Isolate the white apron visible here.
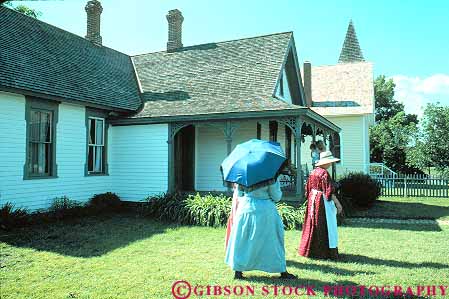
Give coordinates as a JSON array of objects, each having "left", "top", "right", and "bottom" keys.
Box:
[
  {"left": 323, "top": 194, "right": 338, "bottom": 248},
  {"left": 310, "top": 189, "right": 338, "bottom": 249}
]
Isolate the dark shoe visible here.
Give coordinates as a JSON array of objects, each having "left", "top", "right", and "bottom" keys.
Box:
[
  {"left": 329, "top": 248, "right": 339, "bottom": 260},
  {"left": 280, "top": 271, "right": 297, "bottom": 279},
  {"left": 234, "top": 271, "right": 244, "bottom": 280}
]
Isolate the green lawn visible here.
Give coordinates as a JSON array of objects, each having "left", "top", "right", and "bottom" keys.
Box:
[
  {"left": 1, "top": 215, "right": 448, "bottom": 299},
  {"left": 351, "top": 197, "right": 449, "bottom": 221}
]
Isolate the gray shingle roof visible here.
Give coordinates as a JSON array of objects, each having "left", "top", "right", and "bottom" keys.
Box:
[
  {"left": 0, "top": 6, "right": 141, "bottom": 111},
  {"left": 130, "top": 32, "right": 302, "bottom": 119}
]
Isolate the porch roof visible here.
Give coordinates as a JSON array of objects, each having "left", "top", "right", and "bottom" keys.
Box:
[{"left": 111, "top": 106, "right": 341, "bottom": 133}]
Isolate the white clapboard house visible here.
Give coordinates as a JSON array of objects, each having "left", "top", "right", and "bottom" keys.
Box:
[{"left": 0, "top": 3, "right": 373, "bottom": 210}]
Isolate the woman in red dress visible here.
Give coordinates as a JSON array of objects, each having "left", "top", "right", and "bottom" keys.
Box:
[{"left": 299, "top": 151, "right": 343, "bottom": 259}]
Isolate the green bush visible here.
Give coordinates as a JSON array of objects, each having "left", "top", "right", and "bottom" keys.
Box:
[
  {"left": 185, "top": 193, "right": 231, "bottom": 227},
  {"left": 143, "top": 192, "right": 187, "bottom": 222},
  {"left": 0, "top": 202, "right": 29, "bottom": 230},
  {"left": 144, "top": 193, "right": 304, "bottom": 230},
  {"left": 276, "top": 202, "right": 305, "bottom": 230},
  {"left": 88, "top": 192, "right": 122, "bottom": 212},
  {"left": 49, "top": 196, "right": 83, "bottom": 219},
  {"left": 338, "top": 172, "right": 382, "bottom": 210}
]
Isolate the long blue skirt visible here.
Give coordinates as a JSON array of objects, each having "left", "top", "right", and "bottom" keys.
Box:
[{"left": 224, "top": 197, "right": 286, "bottom": 273}]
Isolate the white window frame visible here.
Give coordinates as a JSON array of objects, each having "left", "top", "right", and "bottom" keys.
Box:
[
  {"left": 87, "top": 116, "right": 105, "bottom": 174},
  {"left": 29, "top": 108, "right": 53, "bottom": 176}
]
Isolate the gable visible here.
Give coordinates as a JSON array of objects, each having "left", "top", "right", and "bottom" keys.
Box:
[
  {"left": 128, "top": 32, "right": 304, "bottom": 119},
  {"left": 274, "top": 42, "right": 306, "bottom": 106}
]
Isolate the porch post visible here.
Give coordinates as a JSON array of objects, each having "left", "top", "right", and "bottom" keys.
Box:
[
  {"left": 224, "top": 121, "right": 233, "bottom": 155},
  {"left": 312, "top": 124, "right": 317, "bottom": 143},
  {"left": 295, "top": 117, "right": 304, "bottom": 198},
  {"left": 329, "top": 132, "right": 337, "bottom": 180},
  {"left": 223, "top": 120, "right": 239, "bottom": 156},
  {"left": 167, "top": 123, "right": 175, "bottom": 193},
  {"left": 223, "top": 120, "right": 238, "bottom": 191}
]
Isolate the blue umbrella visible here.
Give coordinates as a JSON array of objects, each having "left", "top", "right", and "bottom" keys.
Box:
[{"left": 221, "top": 139, "right": 286, "bottom": 187}]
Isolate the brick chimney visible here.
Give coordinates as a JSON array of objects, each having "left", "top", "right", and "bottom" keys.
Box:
[
  {"left": 166, "top": 9, "right": 184, "bottom": 52},
  {"left": 303, "top": 61, "right": 312, "bottom": 107},
  {"left": 85, "top": 0, "right": 103, "bottom": 46}
]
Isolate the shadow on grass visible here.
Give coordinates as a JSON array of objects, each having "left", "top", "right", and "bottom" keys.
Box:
[
  {"left": 351, "top": 200, "right": 449, "bottom": 220},
  {"left": 343, "top": 221, "right": 443, "bottom": 232},
  {"left": 339, "top": 253, "right": 449, "bottom": 270},
  {"left": 0, "top": 214, "right": 172, "bottom": 258},
  {"left": 286, "top": 259, "right": 375, "bottom": 275}
]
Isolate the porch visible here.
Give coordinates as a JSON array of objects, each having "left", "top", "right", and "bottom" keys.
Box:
[{"left": 168, "top": 110, "right": 341, "bottom": 199}]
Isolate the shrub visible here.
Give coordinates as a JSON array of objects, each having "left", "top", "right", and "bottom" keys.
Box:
[
  {"left": 185, "top": 193, "right": 231, "bottom": 227},
  {"left": 145, "top": 192, "right": 304, "bottom": 230},
  {"left": 0, "top": 202, "right": 29, "bottom": 230},
  {"left": 49, "top": 196, "right": 83, "bottom": 219},
  {"left": 144, "top": 192, "right": 189, "bottom": 222},
  {"left": 337, "top": 172, "right": 382, "bottom": 210},
  {"left": 276, "top": 202, "right": 305, "bottom": 230},
  {"left": 88, "top": 192, "right": 122, "bottom": 213}
]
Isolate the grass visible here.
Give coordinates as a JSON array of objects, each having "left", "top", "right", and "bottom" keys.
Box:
[
  {"left": 351, "top": 197, "right": 449, "bottom": 221},
  {"left": 1, "top": 214, "right": 449, "bottom": 299}
]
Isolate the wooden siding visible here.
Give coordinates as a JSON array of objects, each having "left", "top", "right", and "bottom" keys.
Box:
[
  {"left": 0, "top": 91, "right": 111, "bottom": 210},
  {"left": 0, "top": 91, "right": 169, "bottom": 210},
  {"left": 195, "top": 122, "right": 256, "bottom": 191},
  {"left": 109, "top": 124, "right": 168, "bottom": 200}
]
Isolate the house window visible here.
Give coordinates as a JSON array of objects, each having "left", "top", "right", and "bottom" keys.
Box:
[
  {"left": 85, "top": 108, "right": 108, "bottom": 176},
  {"left": 279, "top": 75, "right": 284, "bottom": 97},
  {"left": 256, "top": 122, "right": 261, "bottom": 139},
  {"left": 269, "top": 121, "right": 278, "bottom": 142},
  {"left": 24, "top": 98, "right": 58, "bottom": 179},
  {"left": 87, "top": 117, "right": 105, "bottom": 174}
]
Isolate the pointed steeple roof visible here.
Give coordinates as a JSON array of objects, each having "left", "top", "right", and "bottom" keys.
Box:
[{"left": 338, "top": 20, "right": 365, "bottom": 63}]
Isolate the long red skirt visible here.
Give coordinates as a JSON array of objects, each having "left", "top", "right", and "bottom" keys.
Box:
[{"left": 298, "top": 190, "right": 338, "bottom": 259}]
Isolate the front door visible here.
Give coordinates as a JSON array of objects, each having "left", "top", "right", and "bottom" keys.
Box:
[{"left": 174, "top": 125, "right": 195, "bottom": 191}]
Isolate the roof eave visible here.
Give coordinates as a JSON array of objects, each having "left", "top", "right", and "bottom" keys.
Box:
[
  {"left": 0, "top": 85, "right": 133, "bottom": 113},
  {"left": 110, "top": 108, "right": 307, "bottom": 126},
  {"left": 110, "top": 106, "right": 340, "bottom": 133},
  {"left": 304, "top": 109, "right": 342, "bottom": 133}
]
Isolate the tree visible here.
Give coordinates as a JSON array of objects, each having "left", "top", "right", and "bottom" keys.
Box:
[
  {"left": 2, "top": 1, "right": 42, "bottom": 19},
  {"left": 407, "top": 103, "right": 449, "bottom": 176},
  {"left": 406, "top": 140, "right": 433, "bottom": 175},
  {"left": 370, "top": 112, "right": 421, "bottom": 174},
  {"left": 374, "top": 75, "right": 404, "bottom": 122},
  {"left": 370, "top": 75, "right": 420, "bottom": 174}
]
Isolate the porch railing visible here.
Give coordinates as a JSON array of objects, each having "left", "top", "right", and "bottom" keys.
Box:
[
  {"left": 279, "top": 164, "right": 309, "bottom": 193},
  {"left": 368, "top": 163, "right": 397, "bottom": 178}
]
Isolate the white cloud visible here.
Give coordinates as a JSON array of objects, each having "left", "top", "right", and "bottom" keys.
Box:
[{"left": 391, "top": 74, "right": 449, "bottom": 118}]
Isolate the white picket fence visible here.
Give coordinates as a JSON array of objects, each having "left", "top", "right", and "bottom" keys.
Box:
[{"left": 372, "top": 174, "right": 449, "bottom": 198}]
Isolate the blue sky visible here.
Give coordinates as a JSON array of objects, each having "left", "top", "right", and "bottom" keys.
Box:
[{"left": 10, "top": 0, "right": 449, "bottom": 116}]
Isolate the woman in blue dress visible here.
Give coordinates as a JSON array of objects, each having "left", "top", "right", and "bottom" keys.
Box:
[{"left": 225, "top": 177, "right": 296, "bottom": 279}]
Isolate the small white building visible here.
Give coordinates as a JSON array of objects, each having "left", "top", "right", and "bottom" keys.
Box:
[{"left": 301, "top": 21, "right": 375, "bottom": 177}]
